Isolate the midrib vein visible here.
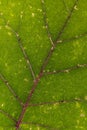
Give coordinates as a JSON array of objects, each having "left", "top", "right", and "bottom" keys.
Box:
[
  {"left": 15, "top": 0, "right": 79, "bottom": 129},
  {"left": 15, "top": 71, "right": 43, "bottom": 129}
]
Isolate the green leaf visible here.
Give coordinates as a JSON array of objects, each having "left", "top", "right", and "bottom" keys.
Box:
[{"left": 0, "top": 0, "right": 87, "bottom": 130}]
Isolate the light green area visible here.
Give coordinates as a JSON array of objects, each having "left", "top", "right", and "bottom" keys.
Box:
[
  {"left": 46, "top": 36, "right": 87, "bottom": 71},
  {"left": 23, "top": 102, "right": 87, "bottom": 130},
  {"left": 21, "top": 124, "right": 46, "bottom": 130},
  {"left": 0, "top": 0, "right": 87, "bottom": 130}
]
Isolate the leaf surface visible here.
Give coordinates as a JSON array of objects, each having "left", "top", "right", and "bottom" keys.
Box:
[{"left": 0, "top": 0, "right": 87, "bottom": 130}]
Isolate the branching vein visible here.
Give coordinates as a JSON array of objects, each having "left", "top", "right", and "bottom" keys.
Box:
[
  {"left": 40, "top": 0, "right": 79, "bottom": 71},
  {"left": 6, "top": 24, "right": 36, "bottom": 81},
  {"left": 15, "top": 0, "right": 80, "bottom": 129},
  {"left": 0, "top": 108, "right": 16, "bottom": 123},
  {"left": 0, "top": 73, "right": 24, "bottom": 106},
  {"left": 55, "top": 0, "right": 78, "bottom": 43},
  {"left": 0, "top": 15, "right": 36, "bottom": 80},
  {"left": 59, "top": 32, "right": 87, "bottom": 44},
  {"left": 44, "top": 63, "right": 87, "bottom": 75},
  {"left": 29, "top": 97, "right": 85, "bottom": 107},
  {"left": 1, "top": 1, "right": 87, "bottom": 130},
  {"left": 41, "top": 0, "right": 54, "bottom": 46}
]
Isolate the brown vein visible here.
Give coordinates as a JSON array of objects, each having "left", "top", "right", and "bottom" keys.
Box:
[
  {"left": 40, "top": 0, "right": 79, "bottom": 71},
  {"left": 15, "top": 0, "right": 79, "bottom": 129},
  {"left": 0, "top": 73, "right": 24, "bottom": 106},
  {"left": 6, "top": 24, "right": 36, "bottom": 81},
  {"left": 22, "top": 121, "right": 59, "bottom": 130},
  {"left": 0, "top": 108, "right": 16, "bottom": 123},
  {"left": 59, "top": 31, "right": 87, "bottom": 44},
  {"left": 41, "top": 0, "right": 54, "bottom": 46},
  {"left": 0, "top": 15, "right": 36, "bottom": 80},
  {"left": 29, "top": 98, "right": 85, "bottom": 107},
  {"left": 15, "top": 72, "right": 43, "bottom": 129},
  {"left": 44, "top": 63, "right": 87, "bottom": 75},
  {"left": 55, "top": 0, "right": 78, "bottom": 43}
]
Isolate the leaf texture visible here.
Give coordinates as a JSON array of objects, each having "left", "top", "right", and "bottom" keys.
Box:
[{"left": 0, "top": 0, "right": 87, "bottom": 130}]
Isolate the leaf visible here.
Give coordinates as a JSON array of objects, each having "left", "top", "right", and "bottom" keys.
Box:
[{"left": 0, "top": 0, "right": 87, "bottom": 130}]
